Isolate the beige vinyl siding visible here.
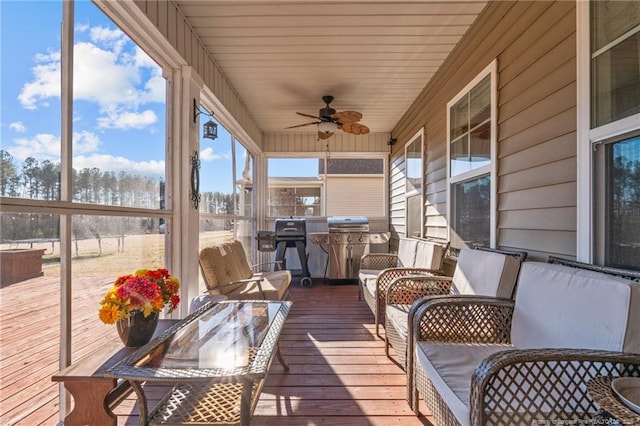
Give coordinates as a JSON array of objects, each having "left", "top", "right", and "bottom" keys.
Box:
[
  {"left": 132, "top": 0, "right": 263, "bottom": 146},
  {"left": 390, "top": 0, "right": 577, "bottom": 261},
  {"left": 325, "top": 176, "right": 385, "bottom": 217},
  {"left": 262, "top": 133, "right": 390, "bottom": 153},
  {"left": 389, "top": 154, "right": 407, "bottom": 243}
]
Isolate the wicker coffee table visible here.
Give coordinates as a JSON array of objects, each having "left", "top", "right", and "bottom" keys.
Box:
[{"left": 107, "top": 300, "right": 291, "bottom": 425}]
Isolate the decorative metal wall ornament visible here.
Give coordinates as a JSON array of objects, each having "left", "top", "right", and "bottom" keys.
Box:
[{"left": 190, "top": 150, "right": 201, "bottom": 209}]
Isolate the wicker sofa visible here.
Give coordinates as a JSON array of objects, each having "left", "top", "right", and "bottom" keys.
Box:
[
  {"left": 409, "top": 257, "right": 640, "bottom": 425},
  {"left": 359, "top": 237, "right": 449, "bottom": 337},
  {"left": 199, "top": 240, "right": 291, "bottom": 300},
  {"left": 385, "top": 247, "right": 526, "bottom": 370}
]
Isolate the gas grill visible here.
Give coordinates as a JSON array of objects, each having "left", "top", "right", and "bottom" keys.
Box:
[
  {"left": 327, "top": 216, "right": 370, "bottom": 282},
  {"left": 274, "top": 218, "right": 312, "bottom": 287}
]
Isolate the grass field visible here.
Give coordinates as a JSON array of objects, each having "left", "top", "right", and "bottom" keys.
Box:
[{"left": 1, "top": 230, "right": 234, "bottom": 280}]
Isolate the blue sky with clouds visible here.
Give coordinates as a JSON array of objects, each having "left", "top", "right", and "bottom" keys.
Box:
[
  {"left": 0, "top": 0, "right": 238, "bottom": 193},
  {"left": 0, "top": 1, "right": 320, "bottom": 195}
]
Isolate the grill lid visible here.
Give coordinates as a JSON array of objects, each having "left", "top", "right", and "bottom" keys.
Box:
[
  {"left": 327, "top": 216, "right": 369, "bottom": 232},
  {"left": 275, "top": 218, "right": 307, "bottom": 238}
]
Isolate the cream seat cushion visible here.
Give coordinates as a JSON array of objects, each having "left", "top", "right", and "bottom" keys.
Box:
[
  {"left": 386, "top": 304, "right": 411, "bottom": 339},
  {"left": 358, "top": 269, "right": 380, "bottom": 293},
  {"left": 416, "top": 341, "right": 513, "bottom": 426}
]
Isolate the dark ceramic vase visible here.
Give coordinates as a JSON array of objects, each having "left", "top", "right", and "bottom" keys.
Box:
[{"left": 116, "top": 310, "right": 159, "bottom": 347}]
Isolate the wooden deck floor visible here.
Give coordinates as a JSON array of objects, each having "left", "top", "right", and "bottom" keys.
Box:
[{"left": 1, "top": 276, "right": 433, "bottom": 425}]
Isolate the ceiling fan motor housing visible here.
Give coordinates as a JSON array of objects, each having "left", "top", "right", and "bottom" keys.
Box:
[
  {"left": 319, "top": 106, "right": 336, "bottom": 121},
  {"left": 320, "top": 95, "right": 336, "bottom": 121}
]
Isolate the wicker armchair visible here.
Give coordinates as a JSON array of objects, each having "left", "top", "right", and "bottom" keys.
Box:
[
  {"left": 385, "top": 247, "right": 526, "bottom": 370},
  {"left": 409, "top": 259, "right": 640, "bottom": 425},
  {"left": 199, "top": 240, "right": 291, "bottom": 301},
  {"left": 359, "top": 238, "right": 449, "bottom": 338}
]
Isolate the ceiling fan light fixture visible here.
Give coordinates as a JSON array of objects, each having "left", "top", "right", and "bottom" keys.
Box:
[{"left": 318, "top": 121, "right": 338, "bottom": 134}]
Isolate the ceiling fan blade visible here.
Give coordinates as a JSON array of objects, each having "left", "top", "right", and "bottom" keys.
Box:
[
  {"left": 296, "top": 112, "right": 322, "bottom": 120},
  {"left": 341, "top": 123, "right": 370, "bottom": 135},
  {"left": 318, "top": 131, "right": 334, "bottom": 140},
  {"left": 332, "top": 111, "right": 363, "bottom": 124},
  {"left": 285, "top": 121, "right": 319, "bottom": 129}
]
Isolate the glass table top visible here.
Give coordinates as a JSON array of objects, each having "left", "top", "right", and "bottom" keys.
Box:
[{"left": 107, "top": 300, "right": 291, "bottom": 379}]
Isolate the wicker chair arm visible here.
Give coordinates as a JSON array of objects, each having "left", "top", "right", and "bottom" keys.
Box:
[
  {"left": 386, "top": 275, "right": 452, "bottom": 305},
  {"left": 218, "top": 277, "right": 266, "bottom": 298},
  {"left": 411, "top": 296, "right": 515, "bottom": 344},
  {"left": 470, "top": 348, "right": 640, "bottom": 425},
  {"left": 251, "top": 260, "right": 284, "bottom": 271},
  {"left": 376, "top": 267, "right": 445, "bottom": 295},
  {"left": 360, "top": 253, "right": 398, "bottom": 270}
]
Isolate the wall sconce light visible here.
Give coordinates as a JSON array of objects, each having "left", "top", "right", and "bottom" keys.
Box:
[
  {"left": 203, "top": 119, "right": 218, "bottom": 140},
  {"left": 193, "top": 99, "right": 218, "bottom": 140}
]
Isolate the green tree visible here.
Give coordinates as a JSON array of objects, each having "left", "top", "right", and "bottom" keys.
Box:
[{"left": 0, "top": 150, "right": 18, "bottom": 196}]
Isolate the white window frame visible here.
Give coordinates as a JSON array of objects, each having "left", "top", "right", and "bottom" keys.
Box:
[
  {"left": 446, "top": 59, "right": 498, "bottom": 248},
  {"left": 405, "top": 128, "right": 424, "bottom": 238},
  {"left": 576, "top": 1, "right": 640, "bottom": 263}
]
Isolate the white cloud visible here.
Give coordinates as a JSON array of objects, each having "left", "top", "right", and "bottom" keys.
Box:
[
  {"left": 200, "top": 147, "right": 223, "bottom": 162},
  {"left": 9, "top": 134, "right": 61, "bottom": 161},
  {"left": 97, "top": 109, "right": 158, "bottom": 130},
  {"left": 73, "top": 154, "right": 165, "bottom": 177},
  {"left": 4, "top": 131, "right": 163, "bottom": 178},
  {"left": 7, "top": 131, "right": 100, "bottom": 162},
  {"left": 9, "top": 122, "right": 26, "bottom": 133},
  {"left": 134, "top": 46, "right": 158, "bottom": 69},
  {"left": 17, "top": 26, "right": 164, "bottom": 130},
  {"left": 18, "top": 60, "right": 61, "bottom": 109},
  {"left": 73, "top": 131, "right": 101, "bottom": 154}
]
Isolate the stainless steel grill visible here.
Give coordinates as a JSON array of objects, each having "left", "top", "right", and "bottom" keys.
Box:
[{"left": 327, "top": 216, "right": 370, "bottom": 281}]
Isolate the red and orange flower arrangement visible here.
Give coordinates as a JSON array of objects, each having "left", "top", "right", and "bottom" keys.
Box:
[{"left": 99, "top": 268, "right": 180, "bottom": 325}]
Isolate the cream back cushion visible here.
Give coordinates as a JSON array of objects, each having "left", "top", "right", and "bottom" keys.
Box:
[
  {"left": 451, "top": 248, "right": 521, "bottom": 298},
  {"left": 414, "top": 240, "right": 446, "bottom": 270},
  {"left": 228, "top": 240, "right": 253, "bottom": 279},
  {"left": 397, "top": 238, "right": 418, "bottom": 267},
  {"left": 511, "top": 262, "right": 640, "bottom": 353}
]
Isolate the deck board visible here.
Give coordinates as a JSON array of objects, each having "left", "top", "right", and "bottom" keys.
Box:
[{"left": 0, "top": 276, "right": 433, "bottom": 425}]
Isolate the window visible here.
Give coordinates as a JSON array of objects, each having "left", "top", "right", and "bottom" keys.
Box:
[
  {"left": 447, "top": 61, "right": 496, "bottom": 249},
  {"left": 321, "top": 158, "right": 385, "bottom": 217},
  {"left": 590, "top": 1, "right": 640, "bottom": 128},
  {"left": 405, "top": 131, "right": 423, "bottom": 237},
  {"left": 602, "top": 136, "right": 640, "bottom": 269},
  {"left": 199, "top": 117, "right": 234, "bottom": 215},
  {"left": 267, "top": 158, "right": 322, "bottom": 217},
  {"left": 0, "top": 2, "right": 174, "bottom": 423},
  {"left": 198, "top": 114, "right": 257, "bottom": 294},
  {"left": 588, "top": 2, "right": 640, "bottom": 270},
  {"left": 266, "top": 157, "right": 386, "bottom": 218}
]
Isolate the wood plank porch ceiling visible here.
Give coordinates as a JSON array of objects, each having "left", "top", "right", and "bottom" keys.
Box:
[{"left": 173, "top": 0, "right": 488, "bottom": 134}]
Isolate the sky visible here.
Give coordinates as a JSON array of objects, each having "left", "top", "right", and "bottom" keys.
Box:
[
  {"left": 0, "top": 0, "right": 237, "bottom": 193},
  {"left": 0, "top": 1, "right": 321, "bottom": 196}
]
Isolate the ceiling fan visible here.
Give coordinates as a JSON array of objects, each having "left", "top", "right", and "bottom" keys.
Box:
[{"left": 285, "top": 95, "right": 370, "bottom": 140}]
